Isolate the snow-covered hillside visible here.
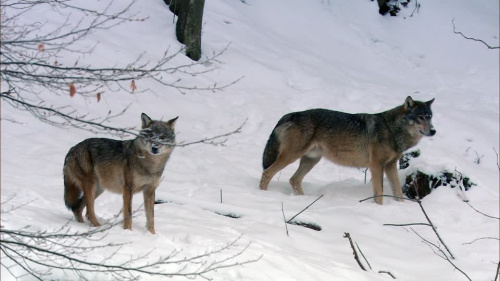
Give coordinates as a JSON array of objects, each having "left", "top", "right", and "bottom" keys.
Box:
[{"left": 1, "top": 0, "right": 498, "bottom": 280}]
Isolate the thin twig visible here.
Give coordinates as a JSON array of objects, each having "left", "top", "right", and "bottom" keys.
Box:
[
  {"left": 494, "top": 261, "right": 500, "bottom": 281},
  {"left": 412, "top": 176, "right": 455, "bottom": 260},
  {"left": 383, "top": 223, "right": 431, "bottom": 227},
  {"left": 379, "top": 271, "right": 396, "bottom": 279},
  {"left": 281, "top": 203, "right": 289, "bottom": 237},
  {"left": 175, "top": 119, "right": 247, "bottom": 147},
  {"left": 286, "top": 195, "right": 324, "bottom": 223},
  {"left": 462, "top": 237, "right": 500, "bottom": 245},
  {"left": 411, "top": 228, "right": 471, "bottom": 281},
  {"left": 355, "top": 242, "right": 372, "bottom": 270},
  {"left": 343, "top": 233, "right": 366, "bottom": 271},
  {"left": 465, "top": 201, "right": 499, "bottom": 220},
  {"left": 452, "top": 18, "right": 499, "bottom": 49},
  {"left": 493, "top": 147, "right": 500, "bottom": 170}
]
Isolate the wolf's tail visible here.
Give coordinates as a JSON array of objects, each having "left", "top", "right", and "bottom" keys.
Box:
[
  {"left": 262, "top": 129, "right": 280, "bottom": 170},
  {"left": 63, "top": 172, "right": 83, "bottom": 212}
]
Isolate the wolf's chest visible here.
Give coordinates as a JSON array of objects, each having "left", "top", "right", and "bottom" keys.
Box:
[{"left": 130, "top": 170, "right": 163, "bottom": 191}]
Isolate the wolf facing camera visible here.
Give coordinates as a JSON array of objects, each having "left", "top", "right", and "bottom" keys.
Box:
[
  {"left": 63, "top": 113, "right": 178, "bottom": 233},
  {"left": 259, "top": 96, "right": 436, "bottom": 204}
]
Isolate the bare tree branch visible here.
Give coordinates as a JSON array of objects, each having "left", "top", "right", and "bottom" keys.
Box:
[
  {"left": 281, "top": 202, "right": 289, "bottom": 237},
  {"left": 464, "top": 201, "right": 499, "bottom": 220},
  {"left": 452, "top": 18, "right": 499, "bottom": 49},
  {"left": 493, "top": 147, "right": 500, "bottom": 171},
  {"left": 494, "top": 261, "right": 500, "bottom": 281},
  {"left": 411, "top": 228, "right": 472, "bottom": 281},
  {"left": 379, "top": 270, "right": 396, "bottom": 279},
  {"left": 343, "top": 233, "right": 366, "bottom": 271},
  {"left": 383, "top": 223, "right": 431, "bottom": 227},
  {"left": 1, "top": 196, "right": 261, "bottom": 280},
  {"left": 360, "top": 182, "right": 455, "bottom": 261},
  {"left": 286, "top": 195, "right": 324, "bottom": 223},
  {"left": 1, "top": 0, "right": 242, "bottom": 137},
  {"left": 355, "top": 242, "right": 372, "bottom": 270},
  {"left": 462, "top": 237, "right": 500, "bottom": 246}
]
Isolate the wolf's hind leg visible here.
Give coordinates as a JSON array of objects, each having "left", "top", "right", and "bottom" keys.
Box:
[
  {"left": 64, "top": 175, "right": 85, "bottom": 223},
  {"left": 260, "top": 153, "right": 300, "bottom": 191},
  {"left": 83, "top": 180, "right": 101, "bottom": 227},
  {"left": 290, "top": 155, "right": 321, "bottom": 195}
]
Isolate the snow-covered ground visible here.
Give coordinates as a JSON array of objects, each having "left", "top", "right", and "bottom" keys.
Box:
[{"left": 1, "top": 0, "right": 499, "bottom": 280}]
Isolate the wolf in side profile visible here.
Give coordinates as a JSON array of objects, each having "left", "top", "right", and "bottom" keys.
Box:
[
  {"left": 259, "top": 96, "right": 436, "bottom": 204},
  {"left": 63, "top": 113, "right": 178, "bottom": 233}
]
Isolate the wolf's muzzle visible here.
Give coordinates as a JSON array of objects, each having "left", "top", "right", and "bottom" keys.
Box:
[{"left": 151, "top": 143, "right": 160, "bottom": 154}]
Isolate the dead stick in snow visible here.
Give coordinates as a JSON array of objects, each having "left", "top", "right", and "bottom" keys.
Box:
[
  {"left": 355, "top": 242, "right": 372, "bottom": 270},
  {"left": 411, "top": 228, "right": 471, "bottom": 281},
  {"left": 465, "top": 201, "right": 499, "bottom": 220},
  {"left": 494, "top": 147, "right": 500, "bottom": 170},
  {"left": 384, "top": 223, "right": 431, "bottom": 227},
  {"left": 452, "top": 18, "right": 500, "bottom": 49},
  {"left": 281, "top": 202, "right": 289, "bottom": 237},
  {"left": 412, "top": 177, "right": 456, "bottom": 260},
  {"left": 359, "top": 191, "right": 455, "bottom": 260},
  {"left": 343, "top": 233, "right": 366, "bottom": 271},
  {"left": 379, "top": 271, "right": 396, "bottom": 279},
  {"left": 494, "top": 261, "right": 500, "bottom": 281},
  {"left": 286, "top": 195, "right": 323, "bottom": 223},
  {"left": 462, "top": 237, "right": 500, "bottom": 245}
]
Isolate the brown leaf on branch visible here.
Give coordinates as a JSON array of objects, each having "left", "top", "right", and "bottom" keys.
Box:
[
  {"left": 96, "top": 92, "right": 102, "bottom": 102},
  {"left": 37, "top": 44, "right": 45, "bottom": 52},
  {"left": 130, "top": 80, "right": 137, "bottom": 92},
  {"left": 69, "top": 83, "right": 76, "bottom": 97}
]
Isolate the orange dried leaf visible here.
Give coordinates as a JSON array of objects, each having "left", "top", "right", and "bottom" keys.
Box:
[
  {"left": 69, "top": 83, "right": 76, "bottom": 97},
  {"left": 37, "top": 44, "right": 45, "bottom": 52},
  {"left": 96, "top": 92, "right": 101, "bottom": 102},
  {"left": 130, "top": 80, "right": 137, "bottom": 92}
]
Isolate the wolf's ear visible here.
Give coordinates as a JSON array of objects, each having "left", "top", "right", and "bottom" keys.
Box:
[
  {"left": 426, "top": 98, "right": 435, "bottom": 106},
  {"left": 404, "top": 96, "right": 415, "bottom": 111},
  {"left": 167, "top": 116, "right": 178, "bottom": 128},
  {"left": 141, "top": 113, "right": 153, "bottom": 129}
]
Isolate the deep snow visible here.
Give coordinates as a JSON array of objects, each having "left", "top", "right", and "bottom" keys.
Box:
[{"left": 1, "top": 0, "right": 499, "bottom": 280}]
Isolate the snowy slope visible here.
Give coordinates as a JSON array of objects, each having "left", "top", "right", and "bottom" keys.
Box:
[{"left": 1, "top": 0, "right": 499, "bottom": 280}]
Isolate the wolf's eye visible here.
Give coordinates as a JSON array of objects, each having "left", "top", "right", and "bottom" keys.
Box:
[{"left": 159, "top": 135, "right": 167, "bottom": 140}]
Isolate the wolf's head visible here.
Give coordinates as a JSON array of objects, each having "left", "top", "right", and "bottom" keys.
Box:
[
  {"left": 138, "top": 113, "right": 178, "bottom": 155},
  {"left": 403, "top": 96, "right": 436, "bottom": 137}
]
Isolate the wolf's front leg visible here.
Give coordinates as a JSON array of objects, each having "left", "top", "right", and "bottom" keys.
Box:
[
  {"left": 143, "top": 186, "right": 156, "bottom": 234},
  {"left": 384, "top": 159, "right": 404, "bottom": 202},
  {"left": 369, "top": 164, "right": 384, "bottom": 205},
  {"left": 122, "top": 188, "right": 133, "bottom": 230}
]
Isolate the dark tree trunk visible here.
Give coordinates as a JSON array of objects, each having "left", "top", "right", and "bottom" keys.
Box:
[
  {"left": 166, "top": 0, "right": 189, "bottom": 44},
  {"left": 164, "top": 0, "right": 205, "bottom": 61},
  {"left": 184, "top": 0, "right": 205, "bottom": 61}
]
